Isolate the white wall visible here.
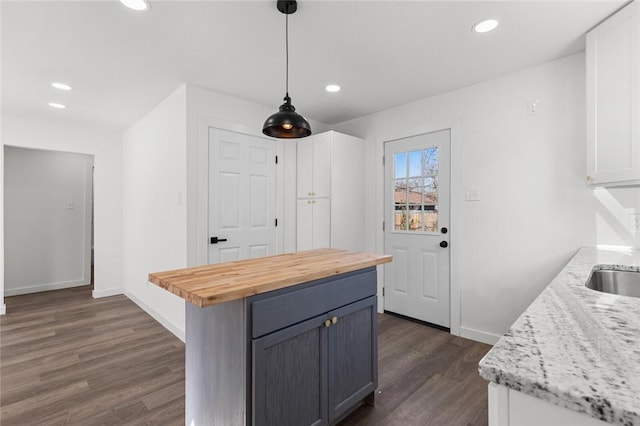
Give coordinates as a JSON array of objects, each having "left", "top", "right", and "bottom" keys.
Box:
[
  {"left": 334, "top": 53, "right": 601, "bottom": 343},
  {"left": 1, "top": 113, "right": 124, "bottom": 306},
  {"left": 4, "top": 146, "right": 93, "bottom": 296},
  {"left": 592, "top": 186, "right": 640, "bottom": 247},
  {"left": 0, "top": 137, "right": 4, "bottom": 314},
  {"left": 123, "top": 84, "right": 188, "bottom": 340}
]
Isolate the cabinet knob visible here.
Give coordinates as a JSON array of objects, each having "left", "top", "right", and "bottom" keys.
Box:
[
  {"left": 308, "top": 192, "right": 312, "bottom": 196},
  {"left": 324, "top": 319, "right": 331, "bottom": 328},
  {"left": 308, "top": 200, "right": 311, "bottom": 204},
  {"left": 586, "top": 176, "right": 592, "bottom": 183},
  {"left": 331, "top": 316, "right": 338, "bottom": 324}
]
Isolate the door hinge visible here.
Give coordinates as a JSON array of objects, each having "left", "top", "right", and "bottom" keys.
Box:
[
  {"left": 275, "top": 218, "right": 278, "bottom": 227},
  {"left": 382, "top": 287, "right": 385, "bottom": 296},
  {"left": 382, "top": 221, "right": 385, "bottom": 231},
  {"left": 275, "top": 155, "right": 278, "bottom": 164},
  {"left": 382, "top": 155, "right": 385, "bottom": 166}
]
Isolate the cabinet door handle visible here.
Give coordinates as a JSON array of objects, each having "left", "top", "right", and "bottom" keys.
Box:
[
  {"left": 331, "top": 316, "right": 338, "bottom": 324},
  {"left": 324, "top": 319, "right": 331, "bottom": 328}
]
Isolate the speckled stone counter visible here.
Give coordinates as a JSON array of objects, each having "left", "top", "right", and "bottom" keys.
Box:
[{"left": 479, "top": 247, "right": 640, "bottom": 426}]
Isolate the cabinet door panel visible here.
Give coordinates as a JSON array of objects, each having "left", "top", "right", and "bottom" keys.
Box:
[
  {"left": 253, "top": 314, "right": 329, "bottom": 426},
  {"left": 328, "top": 296, "right": 377, "bottom": 422},
  {"left": 586, "top": 1, "right": 640, "bottom": 185},
  {"left": 297, "top": 138, "right": 314, "bottom": 198},
  {"left": 297, "top": 199, "right": 314, "bottom": 251},
  {"left": 313, "top": 133, "right": 332, "bottom": 198},
  {"left": 312, "top": 198, "right": 331, "bottom": 249}
]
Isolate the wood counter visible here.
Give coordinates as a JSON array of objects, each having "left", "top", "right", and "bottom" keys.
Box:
[{"left": 148, "top": 248, "right": 392, "bottom": 307}]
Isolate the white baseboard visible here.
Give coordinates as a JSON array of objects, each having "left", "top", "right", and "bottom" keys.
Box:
[
  {"left": 460, "top": 326, "right": 502, "bottom": 345},
  {"left": 0, "top": 304, "right": 6, "bottom": 315},
  {"left": 125, "top": 290, "right": 185, "bottom": 343},
  {"left": 4, "top": 280, "right": 89, "bottom": 297},
  {"left": 92, "top": 287, "right": 123, "bottom": 298}
]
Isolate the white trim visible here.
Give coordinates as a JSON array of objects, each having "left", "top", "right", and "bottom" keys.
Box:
[
  {"left": 92, "top": 287, "right": 124, "bottom": 299},
  {"left": 460, "top": 326, "right": 501, "bottom": 345},
  {"left": 376, "top": 118, "right": 462, "bottom": 336},
  {"left": 5, "top": 281, "right": 90, "bottom": 297},
  {"left": 125, "top": 290, "right": 185, "bottom": 342},
  {"left": 0, "top": 304, "right": 6, "bottom": 315},
  {"left": 488, "top": 382, "right": 509, "bottom": 426}
]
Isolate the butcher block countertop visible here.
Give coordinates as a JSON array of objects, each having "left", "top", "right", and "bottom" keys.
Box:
[{"left": 148, "top": 248, "right": 392, "bottom": 308}]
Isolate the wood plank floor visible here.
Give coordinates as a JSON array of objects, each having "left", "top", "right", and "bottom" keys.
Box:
[{"left": 1, "top": 286, "right": 491, "bottom": 425}]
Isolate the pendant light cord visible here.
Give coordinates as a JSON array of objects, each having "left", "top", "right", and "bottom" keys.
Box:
[{"left": 285, "top": 12, "right": 289, "bottom": 97}]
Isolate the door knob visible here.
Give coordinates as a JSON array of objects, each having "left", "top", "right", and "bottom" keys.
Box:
[
  {"left": 440, "top": 241, "right": 448, "bottom": 248},
  {"left": 210, "top": 237, "right": 228, "bottom": 244}
]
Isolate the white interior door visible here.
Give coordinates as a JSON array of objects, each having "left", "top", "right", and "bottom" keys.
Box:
[
  {"left": 209, "top": 128, "right": 276, "bottom": 263},
  {"left": 384, "top": 129, "right": 451, "bottom": 328}
]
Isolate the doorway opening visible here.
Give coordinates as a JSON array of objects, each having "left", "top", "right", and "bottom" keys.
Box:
[{"left": 3, "top": 146, "right": 94, "bottom": 298}]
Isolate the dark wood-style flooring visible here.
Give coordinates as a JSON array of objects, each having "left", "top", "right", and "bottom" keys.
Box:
[{"left": 1, "top": 286, "right": 491, "bottom": 425}]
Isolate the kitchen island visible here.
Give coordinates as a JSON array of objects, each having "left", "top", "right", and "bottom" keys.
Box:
[
  {"left": 479, "top": 248, "right": 640, "bottom": 426},
  {"left": 149, "top": 248, "right": 392, "bottom": 426}
]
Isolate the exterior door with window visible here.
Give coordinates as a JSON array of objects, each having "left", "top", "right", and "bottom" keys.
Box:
[
  {"left": 383, "top": 129, "right": 450, "bottom": 328},
  {"left": 208, "top": 128, "right": 277, "bottom": 264}
]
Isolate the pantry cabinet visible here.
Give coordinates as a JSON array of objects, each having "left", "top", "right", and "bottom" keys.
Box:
[
  {"left": 296, "top": 131, "right": 365, "bottom": 251},
  {"left": 586, "top": 1, "right": 640, "bottom": 186}
]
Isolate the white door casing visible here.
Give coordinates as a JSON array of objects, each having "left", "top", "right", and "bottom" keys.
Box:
[
  {"left": 383, "top": 129, "right": 451, "bottom": 328},
  {"left": 208, "top": 128, "right": 277, "bottom": 263}
]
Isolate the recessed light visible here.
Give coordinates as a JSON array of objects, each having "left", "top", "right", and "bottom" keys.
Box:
[
  {"left": 325, "top": 84, "right": 341, "bottom": 93},
  {"left": 51, "top": 82, "right": 73, "bottom": 91},
  {"left": 48, "top": 102, "right": 66, "bottom": 109},
  {"left": 473, "top": 19, "right": 499, "bottom": 33},
  {"left": 120, "top": 0, "right": 150, "bottom": 11}
]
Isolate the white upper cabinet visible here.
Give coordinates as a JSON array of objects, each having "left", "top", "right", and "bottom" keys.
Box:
[
  {"left": 295, "top": 131, "right": 365, "bottom": 252},
  {"left": 586, "top": 1, "right": 640, "bottom": 186},
  {"left": 296, "top": 132, "right": 331, "bottom": 198}
]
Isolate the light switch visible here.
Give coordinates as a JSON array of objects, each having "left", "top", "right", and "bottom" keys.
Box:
[
  {"left": 465, "top": 188, "right": 480, "bottom": 201},
  {"left": 66, "top": 201, "right": 74, "bottom": 209},
  {"left": 629, "top": 213, "right": 640, "bottom": 234},
  {"left": 527, "top": 100, "right": 540, "bottom": 116}
]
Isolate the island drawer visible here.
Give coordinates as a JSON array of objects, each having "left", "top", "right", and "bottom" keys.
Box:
[{"left": 250, "top": 267, "right": 376, "bottom": 338}]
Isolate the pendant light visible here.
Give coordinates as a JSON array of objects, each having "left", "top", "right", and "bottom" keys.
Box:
[{"left": 262, "top": 0, "right": 312, "bottom": 139}]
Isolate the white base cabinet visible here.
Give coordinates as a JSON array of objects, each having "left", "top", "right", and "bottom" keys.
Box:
[
  {"left": 586, "top": 1, "right": 640, "bottom": 186},
  {"left": 296, "top": 131, "right": 365, "bottom": 252},
  {"left": 488, "top": 383, "right": 608, "bottom": 426}
]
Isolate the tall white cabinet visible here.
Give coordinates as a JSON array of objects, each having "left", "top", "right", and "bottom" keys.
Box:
[
  {"left": 296, "top": 131, "right": 365, "bottom": 252},
  {"left": 586, "top": 0, "right": 640, "bottom": 186}
]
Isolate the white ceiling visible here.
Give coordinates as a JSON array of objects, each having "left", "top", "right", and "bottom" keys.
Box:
[{"left": 0, "top": 0, "right": 628, "bottom": 132}]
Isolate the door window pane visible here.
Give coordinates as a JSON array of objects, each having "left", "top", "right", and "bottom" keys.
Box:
[
  {"left": 394, "top": 152, "right": 407, "bottom": 179},
  {"left": 392, "top": 147, "right": 439, "bottom": 233},
  {"left": 408, "top": 150, "right": 422, "bottom": 177}
]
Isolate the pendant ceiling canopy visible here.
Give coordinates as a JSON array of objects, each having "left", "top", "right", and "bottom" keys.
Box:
[{"left": 262, "top": 0, "right": 312, "bottom": 139}]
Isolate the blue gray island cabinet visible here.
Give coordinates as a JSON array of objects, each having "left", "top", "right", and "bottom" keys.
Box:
[{"left": 149, "top": 248, "right": 392, "bottom": 426}]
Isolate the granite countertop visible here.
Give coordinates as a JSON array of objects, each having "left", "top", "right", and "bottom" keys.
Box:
[{"left": 479, "top": 247, "right": 640, "bottom": 426}]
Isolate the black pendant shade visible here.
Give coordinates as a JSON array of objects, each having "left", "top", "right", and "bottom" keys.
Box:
[
  {"left": 263, "top": 94, "right": 311, "bottom": 138},
  {"left": 262, "top": 0, "right": 311, "bottom": 139}
]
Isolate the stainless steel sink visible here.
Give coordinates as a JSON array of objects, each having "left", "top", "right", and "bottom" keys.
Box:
[{"left": 586, "top": 269, "right": 640, "bottom": 298}]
